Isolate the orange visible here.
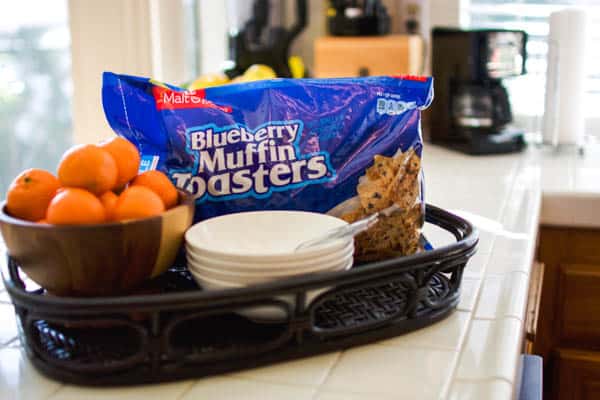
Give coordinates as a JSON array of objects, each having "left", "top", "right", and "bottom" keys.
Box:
[
  {"left": 99, "top": 137, "right": 141, "bottom": 188},
  {"left": 6, "top": 169, "right": 61, "bottom": 221},
  {"left": 46, "top": 188, "right": 106, "bottom": 225},
  {"left": 114, "top": 186, "right": 165, "bottom": 221},
  {"left": 57, "top": 144, "right": 118, "bottom": 195},
  {"left": 99, "top": 191, "right": 119, "bottom": 221},
  {"left": 131, "top": 170, "right": 178, "bottom": 209}
]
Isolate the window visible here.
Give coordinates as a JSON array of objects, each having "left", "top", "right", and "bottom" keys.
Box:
[
  {"left": 0, "top": 1, "right": 205, "bottom": 197},
  {"left": 468, "top": 0, "right": 600, "bottom": 136},
  {"left": 0, "top": 0, "right": 73, "bottom": 195}
]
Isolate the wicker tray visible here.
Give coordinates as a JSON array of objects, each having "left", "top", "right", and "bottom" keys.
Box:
[{"left": 1, "top": 204, "right": 478, "bottom": 386}]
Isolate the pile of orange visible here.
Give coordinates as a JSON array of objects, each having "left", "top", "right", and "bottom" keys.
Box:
[{"left": 5, "top": 137, "right": 179, "bottom": 225}]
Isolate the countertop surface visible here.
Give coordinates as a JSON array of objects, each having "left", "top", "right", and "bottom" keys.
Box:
[{"left": 1, "top": 143, "right": 598, "bottom": 400}]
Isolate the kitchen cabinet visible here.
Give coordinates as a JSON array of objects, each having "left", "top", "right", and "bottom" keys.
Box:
[
  {"left": 554, "top": 349, "right": 600, "bottom": 400},
  {"left": 533, "top": 227, "right": 600, "bottom": 400}
]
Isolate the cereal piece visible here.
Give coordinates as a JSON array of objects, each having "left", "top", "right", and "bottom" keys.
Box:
[
  {"left": 352, "top": 205, "right": 423, "bottom": 261},
  {"left": 340, "top": 207, "right": 366, "bottom": 223},
  {"left": 391, "top": 149, "right": 412, "bottom": 170},
  {"left": 401, "top": 240, "right": 420, "bottom": 256},
  {"left": 405, "top": 204, "right": 424, "bottom": 224},
  {"left": 400, "top": 149, "right": 420, "bottom": 172},
  {"left": 390, "top": 152, "right": 421, "bottom": 210},
  {"left": 366, "top": 155, "right": 396, "bottom": 183},
  {"left": 390, "top": 187, "right": 418, "bottom": 212},
  {"left": 393, "top": 150, "right": 419, "bottom": 178},
  {"left": 349, "top": 149, "right": 423, "bottom": 262},
  {"left": 407, "top": 156, "right": 420, "bottom": 174},
  {"left": 357, "top": 180, "right": 393, "bottom": 211}
]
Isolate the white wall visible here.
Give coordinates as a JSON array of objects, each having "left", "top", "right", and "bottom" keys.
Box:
[
  {"left": 69, "top": 0, "right": 152, "bottom": 144},
  {"left": 429, "top": 0, "right": 469, "bottom": 28},
  {"left": 68, "top": 0, "right": 186, "bottom": 144},
  {"left": 150, "top": 0, "right": 188, "bottom": 84},
  {"left": 196, "top": 0, "right": 228, "bottom": 75}
]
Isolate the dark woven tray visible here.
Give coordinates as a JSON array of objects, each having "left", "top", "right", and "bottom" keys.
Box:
[{"left": 1, "top": 204, "right": 477, "bottom": 386}]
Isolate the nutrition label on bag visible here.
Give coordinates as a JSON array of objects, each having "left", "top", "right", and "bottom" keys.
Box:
[{"left": 376, "top": 97, "right": 417, "bottom": 116}]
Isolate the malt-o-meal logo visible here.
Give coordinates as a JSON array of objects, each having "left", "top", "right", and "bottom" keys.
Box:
[{"left": 152, "top": 87, "right": 232, "bottom": 113}]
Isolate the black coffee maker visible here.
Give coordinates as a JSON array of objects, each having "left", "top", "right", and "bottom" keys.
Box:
[{"left": 429, "top": 28, "right": 528, "bottom": 154}]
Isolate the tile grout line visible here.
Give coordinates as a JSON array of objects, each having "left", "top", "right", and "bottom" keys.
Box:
[
  {"left": 311, "top": 387, "right": 400, "bottom": 400},
  {"left": 463, "top": 251, "right": 493, "bottom": 280},
  {"left": 440, "top": 155, "right": 523, "bottom": 398},
  {"left": 1, "top": 336, "right": 19, "bottom": 349},
  {"left": 453, "top": 157, "right": 538, "bottom": 391},
  {"left": 439, "top": 249, "right": 495, "bottom": 393},
  {"left": 310, "top": 351, "right": 343, "bottom": 400},
  {"left": 443, "top": 193, "right": 512, "bottom": 387},
  {"left": 225, "top": 374, "right": 324, "bottom": 390},
  {"left": 470, "top": 153, "right": 522, "bottom": 289},
  {"left": 209, "top": 374, "right": 322, "bottom": 392},
  {"left": 471, "top": 314, "right": 524, "bottom": 323},
  {"left": 173, "top": 380, "right": 197, "bottom": 400},
  {"left": 484, "top": 270, "right": 530, "bottom": 279},
  {"left": 470, "top": 153, "right": 539, "bottom": 323},
  {"left": 453, "top": 375, "right": 514, "bottom": 385},
  {"left": 43, "top": 383, "right": 64, "bottom": 400},
  {"left": 373, "top": 341, "right": 466, "bottom": 352},
  {"left": 472, "top": 270, "right": 531, "bottom": 321},
  {"left": 46, "top": 384, "right": 69, "bottom": 400},
  {"left": 438, "top": 318, "right": 474, "bottom": 400}
]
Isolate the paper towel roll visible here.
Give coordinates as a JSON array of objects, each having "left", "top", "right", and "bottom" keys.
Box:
[{"left": 542, "top": 8, "right": 589, "bottom": 146}]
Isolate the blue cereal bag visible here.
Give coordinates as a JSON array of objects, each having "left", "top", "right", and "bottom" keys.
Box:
[{"left": 102, "top": 72, "right": 433, "bottom": 260}]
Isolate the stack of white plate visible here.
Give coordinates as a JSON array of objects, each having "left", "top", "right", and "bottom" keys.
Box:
[{"left": 185, "top": 211, "right": 354, "bottom": 320}]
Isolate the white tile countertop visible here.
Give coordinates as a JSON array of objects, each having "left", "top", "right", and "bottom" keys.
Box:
[{"left": 1, "top": 143, "right": 598, "bottom": 400}]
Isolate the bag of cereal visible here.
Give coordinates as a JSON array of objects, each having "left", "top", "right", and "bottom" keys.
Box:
[{"left": 102, "top": 73, "right": 433, "bottom": 261}]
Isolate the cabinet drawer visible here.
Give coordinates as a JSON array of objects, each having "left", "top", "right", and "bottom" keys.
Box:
[
  {"left": 554, "top": 349, "right": 600, "bottom": 400},
  {"left": 557, "top": 264, "right": 600, "bottom": 346}
]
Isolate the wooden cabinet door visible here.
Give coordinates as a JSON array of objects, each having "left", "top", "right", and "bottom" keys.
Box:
[
  {"left": 556, "top": 264, "right": 600, "bottom": 347},
  {"left": 554, "top": 349, "right": 600, "bottom": 400},
  {"left": 536, "top": 228, "right": 600, "bottom": 359},
  {"left": 535, "top": 227, "right": 600, "bottom": 398}
]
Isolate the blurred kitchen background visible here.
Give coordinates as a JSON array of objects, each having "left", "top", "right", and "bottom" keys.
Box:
[{"left": 1, "top": 0, "right": 599, "bottom": 194}]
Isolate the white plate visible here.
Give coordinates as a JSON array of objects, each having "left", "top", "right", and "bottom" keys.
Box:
[
  {"left": 187, "top": 252, "right": 354, "bottom": 284},
  {"left": 185, "top": 211, "right": 348, "bottom": 261},
  {"left": 187, "top": 254, "right": 353, "bottom": 282},
  {"left": 188, "top": 259, "right": 353, "bottom": 322},
  {"left": 190, "top": 258, "right": 352, "bottom": 288},
  {"left": 185, "top": 241, "right": 353, "bottom": 271}
]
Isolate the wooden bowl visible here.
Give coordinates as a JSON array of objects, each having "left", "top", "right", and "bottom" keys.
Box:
[{"left": 0, "top": 191, "right": 195, "bottom": 296}]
